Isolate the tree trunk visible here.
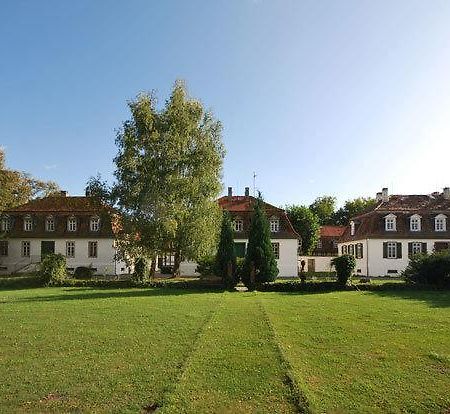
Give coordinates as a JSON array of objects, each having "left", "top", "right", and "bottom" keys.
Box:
[
  {"left": 149, "top": 256, "right": 156, "bottom": 279},
  {"left": 172, "top": 250, "right": 181, "bottom": 278}
]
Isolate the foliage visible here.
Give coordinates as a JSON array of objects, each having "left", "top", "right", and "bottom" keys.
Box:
[
  {"left": 0, "top": 148, "right": 59, "bottom": 211},
  {"left": 403, "top": 251, "right": 450, "bottom": 288},
  {"left": 286, "top": 205, "right": 320, "bottom": 254},
  {"left": 242, "top": 196, "right": 279, "bottom": 289},
  {"left": 112, "top": 81, "right": 224, "bottom": 276},
  {"left": 74, "top": 266, "right": 94, "bottom": 279},
  {"left": 38, "top": 253, "right": 67, "bottom": 285},
  {"left": 214, "top": 211, "right": 238, "bottom": 288},
  {"left": 85, "top": 173, "right": 111, "bottom": 203},
  {"left": 160, "top": 265, "right": 173, "bottom": 275},
  {"left": 332, "top": 197, "right": 376, "bottom": 225},
  {"left": 309, "top": 195, "right": 336, "bottom": 225},
  {"left": 331, "top": 254, "right": 356, "bottom": 286},
  {"left": 195, "top": 255, "right": 216, "bottom": 278},
  {"left": 133, "top": 257, "right": 149, "bottom": 281}
]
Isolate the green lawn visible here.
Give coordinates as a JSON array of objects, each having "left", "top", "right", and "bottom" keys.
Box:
[{"left": 0, "top": 286, "right": 449, "bottom": 413}]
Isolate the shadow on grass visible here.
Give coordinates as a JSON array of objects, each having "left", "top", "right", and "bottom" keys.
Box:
[{"left": 365, "top": 288, "right": 450, "bottom": 308}]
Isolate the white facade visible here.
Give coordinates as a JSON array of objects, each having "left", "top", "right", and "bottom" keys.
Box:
[
  {"left": 337, "top": 238, "right": 450, "bottom": 277},
  {"left": 298, "top": 255, "right": 336, "bottom": 273},
  {"left": 0, "top": 238, "right": 129, "bottom": 275},
  {"left": 180, "top": 238, "right": 299, "bottom": 278}
]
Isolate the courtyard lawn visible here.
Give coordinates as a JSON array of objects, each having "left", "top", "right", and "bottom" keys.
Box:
[{"left": 0, "top": 286, "right": 449, "bottom": 413}]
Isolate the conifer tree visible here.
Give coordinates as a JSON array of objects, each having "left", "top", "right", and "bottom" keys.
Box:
[
  {"left": 215, "top": 211, "right": 238, "bottom": 288},
  {"left": 242, "top": 195, "right": 279, "bottom": 289}
]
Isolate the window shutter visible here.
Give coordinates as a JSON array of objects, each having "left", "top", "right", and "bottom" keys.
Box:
[
  {"left": 408, "top": 242, "right": 412, "bottom": 258},
  {"left": 383, "top": 242, "right": 387, "bottom": 258},
  {"left": 360, "top": 243, "right": 363, "bottom": 259},
  {"left": 421, "top": 243, "right": 427, "bottom": 254},
  {"left": 397, "top": 242, "right": 402, "bottom": 259}
]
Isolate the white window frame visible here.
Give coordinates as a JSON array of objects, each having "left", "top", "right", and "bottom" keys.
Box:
[
  {"left": 435, "top": 214, "right": 447, "bottom": 232},
  {"left": 66, "top": 241, "right": 75, "bottom": 258},
  {"left": 317, "top": 239, "right": 322, "bottom": 249},
  {"left": 385, "top": 214, "right": 397, "bottom": 231},
  {"left": 67, "top": 217, "right": 77, "bottom": 232},
  {"left": 269, "top": 217, "right": 280, "bottom": 233},
  {"left": 1, "top": 216, "right": 10, "bottom": 232},
  {"left": 46, "top": 216, "right": 55, "bottom": 232},
  {"left": 232, "top": 219, "right": 243, "bottom": 232},
  {"left": 23, "top": 216, "right": 33, "bottom": 232},
  {"left": 88, "top": 241, "right": 98, "bottom": 258},
  {"left": 0, "top": 240, "right": 8, "bottom": 257},
  {"left": 21, "top": 241, "right": 31, "bottom": 257},
  {"left": 387, "top": 242, "right": 397, "bottom": 259},
  {"left": 410, "top": 214, "right": 421, "bottom": 232},
  {"left": 90, "top": 216, "right": 100, "bottom": 232},
  {"left": 411, "top": 242, "right": 422, "bottom": 255},
  {"left": 271, "top": 242, "right": 280, "bottom": 259}
]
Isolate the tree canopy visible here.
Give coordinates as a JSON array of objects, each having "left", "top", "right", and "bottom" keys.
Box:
[
  {"left": 113, "top": 81, "right": 225, "bottom": 275},
  {"left": 309, "top": 195, "right": 336, "bottom": 225},
  {"left": 333, "top": 197, "right": 376, "bottom": 225},
  {"left": 286, "top": 205, "right": 320, "bottom": 255}
]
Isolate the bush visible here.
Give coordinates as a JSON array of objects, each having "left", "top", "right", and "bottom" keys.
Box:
[
  {"left": 74, "top": 266, "right": 94, "bottom": 279},
  {"left": 331, "top": 255, "right": 356, "bottom": 286},
  {"left": 39, "top": 253, "right": 67, "bottom": 285},
  {"left": 195, "top": 255, "right": 216, "bottom": 278},
  {"left": 160, "top": 265, "right": 173, "bottom": 275},
  {"left": 403, "top": 251, "right": 450, "bottom": 288},
  {"left": 133, "top": 257, "right": 148, "bottom": 281}
]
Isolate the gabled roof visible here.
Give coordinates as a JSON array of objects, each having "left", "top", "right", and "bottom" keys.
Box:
[
  {"left": 218, "top": 195, "right": 284, "bottom": 213},
  {"left": 320, "top": 225, "right": 345, "bottom": 238}
]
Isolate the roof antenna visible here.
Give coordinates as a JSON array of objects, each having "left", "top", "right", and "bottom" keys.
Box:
[{"left": 253, "top": 172, "right": 257, "bottom": 197}]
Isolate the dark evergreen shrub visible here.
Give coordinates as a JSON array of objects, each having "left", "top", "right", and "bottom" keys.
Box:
[
  {"left": 74, "top": 266, "right": 94, "bottom": 279},
  {"left": 403, "top": 251, "right": 450, "bottom": 288},
  {"left": 331, "top": 254, "right": 356, "bottom": 286},
  {"left": 133, "top": 257, "right": 148, "bottom": 281},
  {"left": 39, "top": 253, "right": 67, "bottom": 285},
  {"left": 160, "top": 265, "right": 173, "bottom": 275}
]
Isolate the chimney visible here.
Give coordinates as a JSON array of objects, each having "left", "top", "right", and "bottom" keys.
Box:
[
  {"left": 376, "top": 192, "right": 382, "bottom": 202},
  {"left": 381, "top": 187, "right": 389, "bottom": 202},
  {"left": 443, "top": 187, "right": 450, "bottom": 200},
  {"left": 245, "top": 187, "right": 250, "bottom": 197},
  {"left": 60, "top": 190, "right": 67, "bottom": 197},
  {"left": 227, "top": 187, "right": 232, "bottom": 200}
]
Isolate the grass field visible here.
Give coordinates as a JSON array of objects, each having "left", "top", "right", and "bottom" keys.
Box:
[{"left": 0, "top": 286, "right": 449, "bottom": 413}]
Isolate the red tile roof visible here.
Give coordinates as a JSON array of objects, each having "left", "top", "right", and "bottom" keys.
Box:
[{"left": 320, "top": 225, "right": 346, "bottom": 238}]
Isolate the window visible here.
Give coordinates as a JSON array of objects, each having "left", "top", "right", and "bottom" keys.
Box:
[
  {"left": 90, "top": 216, "right": 100, "bottom": 232},
  {"left": 350, "top": 221, "right": 355, "bottom": 236},
  {"left": 349, "top": 244, "right": 355, "bottom": 256},
  {"left": 21, "top": 241, "right": 31, "bottom": 257},
  {"left": 66, "top": 241, "right": 75, "bottom": 258},
  {"left": 88, "top": 241, "right": 98, "bottom": 258},
  {"left": 0, "top": 216, "right": 10, "bottom": 232},
  {"left": 435, "top": 214, "right": 447, "bottom": 232},
  {"left": 46, "top": 216, "right": 55, "bottom": 232},
  {"left": 411, "top": 242, "right": 421, "bottom": 255},
  {"left": 332, "top": 240, "right": 338, "bottom": 249},
  {"left": 269, "top": 217, "right": 280, "bottom": 233},
  {"left": 23, "top": 216, "right": 33, "bottom": 232},
  {"left": 0, "top": 241, "right": 8, "bottom": 256},
  {"left": 317, "top": 240, "right": 322, "bottom": 249},
  {"left": 232, "top": 219, "right": 243, "bottom": 232},
  {"left": 384, "top": 242, "right": 402, "bottom": 259},
  {"left": 385, "top": 214, "right": 397, "bottom": 231},
  {"left": 356, "top": 243, "right": 363, "bottom": 259},
  {"left": 409, "top": 215, "right": 421, "bottom": 232},
  {"left": 342, "top": 245, "right": 348, "bottom": 254},
  {"left": 271, "top": 242, "right": 280, "bottom": 259},
  {"left": 67, "top": 217, "right": 77, "bottom": 232}
]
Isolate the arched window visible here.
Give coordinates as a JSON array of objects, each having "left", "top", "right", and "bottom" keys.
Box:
[
  {"left": 410, "top": 214, "right": 421, "bottom": 232},
  {"left": 232, "top": 218, "right": 243, "bottom": 232},
  {"left": 67, "top": 216, "right": 77, "bottom": 232},
  {"left": 384, "top": 214, "right": 397, "bottom": 231},
  {"left": 269, "top": 217, "right": 280, "bottom": 233},
  {"left": 435, "top": 214, "right": 447, "bottom": 232},
  {"left": 46, "top": 216, "right": 55, "bottom": 232},
  {"left": 0, "top": 215, "right": 10, "bottom": 232},
  {"left": 23, "top": 215, "right": 33, "bottom": 232},
  {"left": 90, "top": 216, "right": 100, "bottom": 232}
]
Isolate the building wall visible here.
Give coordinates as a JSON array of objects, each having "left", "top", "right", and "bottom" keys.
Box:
[
  {"left": 0, "top": 238, "right": 129, "bottom": 275},
  {"left": 298, "top": 255, "right": 336, "bottom": 273},
  {"left": 338, "top": 238, "right": 450, "bottom": 277},
  {"left": 180, "top": 238, "right": 299, "bottom": 278}
]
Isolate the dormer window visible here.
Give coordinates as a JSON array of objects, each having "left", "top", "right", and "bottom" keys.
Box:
[
  {"left": 384, "top": 214, "right": 397, "bottom": 231},
  {"left": 269, "top": 217, "right": 280, "bottom": 233},
  {"left": 435, "top": 214, "right": 447, "bottom": 232},
  {"left": 350, "top": 221, "right": 355, "bottom": 236},
  {"left": 90, "top": 216, "right": 100, "bottom": 232},
  {"left": 67, "top": 217, "right": 77, "bottom": 232},
  {"left": 23, "top": 216, "right": 33, "bottom": 232},
  {"left": 232, "top": 218, "right": 243, "bottom": 232},
  {"left": 410, "top": 214, "right": 421, "bottom": 232},
  {"left": 0, "top": 216, "right": 10, "bottom": 232},
  {"left": 46, "top": 216, "right": 55, "bottom": 232}
]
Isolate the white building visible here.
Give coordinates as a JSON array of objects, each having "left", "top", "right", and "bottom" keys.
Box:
[
  {"left": 337, "top": 187, "right": 450, "bottom": 277},
  {"left": 0, "top": 192, "right": 130, "bottom": 275},
  {"left": 180, "top": 187, "right": 300, "bottom": 278}
]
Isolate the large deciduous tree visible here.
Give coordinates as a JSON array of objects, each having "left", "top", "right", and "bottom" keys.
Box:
[
  {"left": 333, "top": 197, "right": 376, "bottom": 225},
  {"left": 0, "top": 148, "right": 59, "bottom": 211},
  {"left": 113, "top": 81, "right": 225, "bottom": 276},
  {"left": 309, "top": 195, "right": 336, "bottom": 225},
  {"left": 286, "top": 205, "right": 320, "bottom": 255}
]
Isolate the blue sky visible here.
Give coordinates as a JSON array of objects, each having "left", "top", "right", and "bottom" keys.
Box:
[{"left": 1, "top": 0, "right": 450, "bottom": 207}]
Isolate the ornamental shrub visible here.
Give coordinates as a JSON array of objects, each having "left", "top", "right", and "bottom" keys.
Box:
[
  {"left": 195, "top": 255, "right": 216, "bottom": 278},
  {"left": 74, "top": 266, "right": 94, "bottom": 279},
  {"left": 403, "top": 251, "right": 450, "bottom": 288},
  {"left": 331, "top": 254, "right": 356, "bottom": 286},
  {"left": 39, "top": 253, "right": 67, "bottom": 285},
  {"left": 133, "top": 257, "right": 149, "bottom": 281}
]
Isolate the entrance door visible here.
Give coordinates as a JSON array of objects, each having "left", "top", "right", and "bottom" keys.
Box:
[
  {"left": 41, "top": 241, "right": 55, "bottom": 258},
  {"left": 307, "top": 258, "right": 315, "bottom": 273},
  {"left": 234, "top": 242, "right": 246, "bottom": 258}
]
